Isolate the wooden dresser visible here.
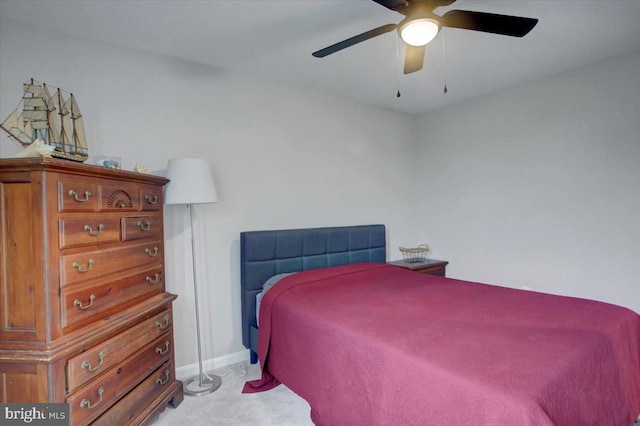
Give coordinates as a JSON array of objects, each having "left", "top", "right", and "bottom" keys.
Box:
[{"left": 0, "top": 158, "right": 183, "bottom": 425}]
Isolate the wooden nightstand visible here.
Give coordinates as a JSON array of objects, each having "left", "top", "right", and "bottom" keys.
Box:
[{"left": 388, "top": 259, "right": 449, "bottom": 277}]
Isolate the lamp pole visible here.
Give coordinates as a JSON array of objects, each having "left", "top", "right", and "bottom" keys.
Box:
[
  {"left": 184, "top": 203, "right": 221, "bottom": 395},
  {"left": 164, "top": 158, "right": 221, "bottom": 396}
]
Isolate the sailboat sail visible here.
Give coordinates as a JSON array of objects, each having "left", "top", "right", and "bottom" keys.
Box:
[
  {"left": 0, "top": 78, "right": 88, "bottom": 162},
  {"left": 47, "top": 90, "right": 62, "bottom": 147},
  {"left": 0, "top": 110, "right": 32, "bottom": 145},
  {"left": 60, "top": 94, "right": 73, "bottom": 152},
  {"left": 70, "top": 95, "right": 88, "bottom": 156}
]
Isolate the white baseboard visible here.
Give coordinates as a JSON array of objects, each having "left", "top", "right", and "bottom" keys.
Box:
[{"left": 175, "top": 349, "right": 250, "bottom": 381}]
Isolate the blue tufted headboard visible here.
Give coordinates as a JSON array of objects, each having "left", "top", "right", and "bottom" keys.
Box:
[{"left": 240, "top": 224, "right": 386, "bottom": 362}]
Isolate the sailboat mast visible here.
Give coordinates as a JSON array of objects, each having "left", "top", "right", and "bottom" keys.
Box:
[
  {"left": 71, "top": 93, "right": 78, "bottom": 154},
  {"left": 57, "top": 88, "right": 66, "bottom": 153},
  {"left": 29, "top": 78, "right": 37, "bottom": 141},
  {"left": 32, "top": 77, "right": 45, "bottom": 142},
  {"left": 42, "top": 82, "right": 51, "bottom": 145}
]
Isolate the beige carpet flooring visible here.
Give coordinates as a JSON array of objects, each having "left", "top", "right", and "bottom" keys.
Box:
[{"left": 151, "top": 363, "right": 313, "bottom": 426}]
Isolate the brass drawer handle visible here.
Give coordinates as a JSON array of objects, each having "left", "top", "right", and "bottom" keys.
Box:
[
  {"left": 84, "top": 224, "right": 104, "bottom": 236},
  {"left": 145, "top": 247, "right": 159, "bottom": 257},
  {"left": 74, "top": 295, "right": 96, "bottom": 310},
  {"left": 80, "top": 386, "right": 104, "bottom": 410},
  {"left": 156, "top": 369, "right": 170, "bottom": 386},
  {"left": 69, "top": 190, "right": 91, "bottom": 202},
  {"left": 72, "top": 259, "right": 94, "bottom": 273},
  {"left": 137, "top": 221, "right": 151, "bottom": 231},
  {"left": 156, "top": 316, "right": 170, "bottom": 330},
  {"left": 155, "top": 341, "right": 170, "bottom": 355},
  {"left": 145, "top": 194, "right": 159, "bottom": 205},
  {"left": 81, "top": 351, "right": 106, "bottom": 372},
  {"left": 146, "top": 273, "right": 161, "bottom": 285}
]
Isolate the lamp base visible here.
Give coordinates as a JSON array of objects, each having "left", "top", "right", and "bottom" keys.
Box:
[{"left": 183, "top": 372, "right": 222, "bottom": 396}]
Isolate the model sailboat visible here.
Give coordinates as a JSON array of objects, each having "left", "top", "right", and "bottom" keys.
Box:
[{"left": 0, "top": 78, "right": 88, "bottom": 162}]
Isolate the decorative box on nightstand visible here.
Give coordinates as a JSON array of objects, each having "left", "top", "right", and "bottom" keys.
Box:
[{"left": 388, "top": 259, "right": 449, "bottom": 277}]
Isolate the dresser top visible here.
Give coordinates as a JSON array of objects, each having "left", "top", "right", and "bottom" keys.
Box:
[{"left": 0, "top": 157, "right": 168, "bottom": 185}]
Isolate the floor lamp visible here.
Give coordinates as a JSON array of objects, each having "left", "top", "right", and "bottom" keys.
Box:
[{"left": 165, "top": 158, "right": 222, "bottom": 396}]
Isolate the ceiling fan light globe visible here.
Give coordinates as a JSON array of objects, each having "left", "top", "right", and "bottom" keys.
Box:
[{"left": 400, "top": 18, "right": 440, "bottom": 46}]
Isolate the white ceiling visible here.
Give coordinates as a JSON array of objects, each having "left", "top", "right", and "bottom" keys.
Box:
[{"left": 1, "top": 0, "right": 640, "bottom": 114}]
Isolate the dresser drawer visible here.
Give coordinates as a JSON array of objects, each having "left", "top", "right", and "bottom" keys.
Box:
[
  {"left": 60, "top": 240, "right": 163, "bottom": 287},
  {"left": 66, "top": 309, "right": 173, "bottom": 393},
  {"left": 100, "top": 183, "right": 140, "bottom": 211},
  {"left": 92, "top": 361, "right": 174, "bottom": 426},
  {"left": 121, "top": 214, "right": 162, "bottom": 242},
  {"left": 58, "top": 181, "right": 99, "bottom": 212},
  {"left": 59, "top": 216, "right": 121, "bottom": 249},
  {"left": 61, "top": 267, "right": 164, "bottom": 329},
  {"left": 140, "top": 185, "right": 163, "bottom": 211},
  {"left": 67, "top": 333, "right": 173, "bottom": 425}
]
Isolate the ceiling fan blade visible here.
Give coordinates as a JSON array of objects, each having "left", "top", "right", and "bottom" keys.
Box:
[
  {"left": 404, "top": 44, "right": 425, "bottom": 74},
  {"left": 441, "top": 10, "right": 538, "bottom": 37},
  {"left": 372, "top": 0, "right": 409, "bottom": 14},
  {"left": 312, "top": 24, "right": 397, "bottom": 58}
]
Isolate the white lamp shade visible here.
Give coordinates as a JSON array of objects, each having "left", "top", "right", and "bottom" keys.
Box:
[
  {"left": 164, "top": 158, "right": 218, "bottom": 205},
  {"left": 400, "top": 18, "right": 440, "bottom": 46}
]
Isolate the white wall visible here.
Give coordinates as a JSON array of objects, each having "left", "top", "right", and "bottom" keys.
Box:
[
  {"left": 415, "top": 50, "right": 640, "bottom": 313},
  {"left": 0, "top": 18, "right": 419, "bottom": 369}
]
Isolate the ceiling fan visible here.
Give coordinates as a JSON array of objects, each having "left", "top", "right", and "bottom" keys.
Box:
[{"left": 312, "top": 0, "right": 538, "bottom": 74}]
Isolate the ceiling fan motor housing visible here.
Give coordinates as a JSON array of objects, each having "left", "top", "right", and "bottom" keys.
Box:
[{"left": 429, "top": 0, "right": 457, "bottom": 7}]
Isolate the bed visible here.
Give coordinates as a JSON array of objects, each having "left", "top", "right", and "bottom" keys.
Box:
[{"left": 240, "top": 224, "right": 640, "bottom": 425}]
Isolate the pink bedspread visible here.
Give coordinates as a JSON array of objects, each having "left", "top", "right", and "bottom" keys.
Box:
[{"left": 243, "top": 263, "right": 640, "bottom": 426}]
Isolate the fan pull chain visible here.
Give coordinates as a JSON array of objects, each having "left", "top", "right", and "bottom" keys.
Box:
[
  {"left": 395, "top": 32, "right": 401, "bottom": 98},
  {"left": 442, "top": 29, "right": 448, "bottom": 94}
]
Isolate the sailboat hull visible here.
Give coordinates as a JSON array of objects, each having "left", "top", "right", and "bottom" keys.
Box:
[{"left": 50, "top": 150, "right": 88, "bottom": 162}]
